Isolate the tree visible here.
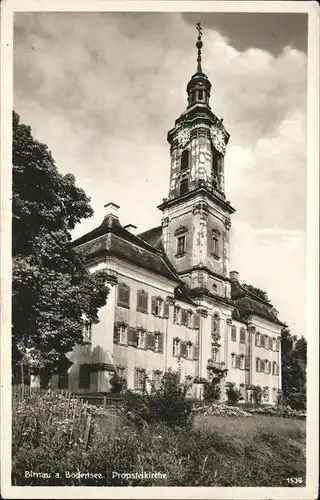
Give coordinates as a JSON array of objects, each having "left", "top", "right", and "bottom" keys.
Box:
[
  {"left": 12, "top": 111, "right": 110, "bottom": 382},
  {"left": 281, "top": 327, "right": 307, "bottom": 410},
  {"left": 242, "top": 284, "right": 270, "bottom": 303}
]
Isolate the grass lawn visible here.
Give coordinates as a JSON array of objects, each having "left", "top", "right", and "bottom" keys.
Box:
[{"left": 12, "top": 396, "right": 306, "bottom": 487}]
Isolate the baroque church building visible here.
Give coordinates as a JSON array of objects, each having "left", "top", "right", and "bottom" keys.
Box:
[{"left": 51, "top": 27, "right": 284, "bottom": 403}]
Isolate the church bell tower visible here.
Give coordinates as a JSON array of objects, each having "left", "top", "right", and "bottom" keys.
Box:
[{"left": 158, "top": 23, "right": 235, "bottom": 300}]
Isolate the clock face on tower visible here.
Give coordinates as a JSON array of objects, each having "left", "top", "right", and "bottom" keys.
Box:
[
  {"left": 176, "top": 127, "right": 190, "bottom": 148},
  {"left": 210, "top": 125, "right": 226, "bottom": 155}
]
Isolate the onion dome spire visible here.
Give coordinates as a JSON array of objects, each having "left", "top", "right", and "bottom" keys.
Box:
[{"left": 186, "top": 22, "right": 212, "bottom": 109}]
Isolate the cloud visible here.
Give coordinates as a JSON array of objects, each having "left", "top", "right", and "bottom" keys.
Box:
[
  {"left": 13, "top": 12, "right": 307, "bottom": 335},
  {"left": 230, "top": 221, "right": 306, "bottom": 335}
]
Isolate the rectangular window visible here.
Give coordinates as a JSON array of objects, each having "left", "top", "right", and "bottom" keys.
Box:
[
  {"left": 118, "top": 325, "right": 127, "bottom": 345},
  {"left": 137, "top": 329, "right": 146, "bottom": 349},
  {"left": 231, "top": 353, "right": 236, "bottom": 368},
  {"left": 154, "top": 332, "right": 160, "bottom": 352},
  {"left": 260, "top": 360, "right": 265, "bottom": 373},
  {"left": 256, "top": 358, "right": 260, "bottom": 372},
  {"left": 268, "top": 337, "right": 273, "bottom": 350},
  {"left": 173, "top": 338, "right": 180, "bottom": 357},
  {"left": 177, "top": 236, "right": 186, "bottom": 255},
  {"left": 173, "top": 306, "right": 181, "bottom": 324},
  {"left": 186, "top": 342, "right": 193, "bottom": 359},
  {"left": 276, "top": 340, "right": 280, "bottom": 351},
  {"left": 260, "top": 335, "right": 266, "bottom": 348},
  {"left": 268, "top": 361, "right": 272, "bottom": 374},
  {"left": 152, "top": 297, "right": 163, "bottom": 317},
  {"left": 240, "top": 355, "right": 245, "bottom": 370},
  {"left": 276, "top": 363, "right": 279, "bottom": 376},
  {"left": 117, "top": 283, "right": 130, "bottom": 308},
  {"left": 187, "top": 310, "right": 193, "bottom": 328},
  {"left": 255, "top": 332, "right": 260, "bottom": 346},
  {"left": 152, "top": 370, "right": 162, "bottom": 390},
  {"left": 134, "top": 368, "right": 146, "bottom": 392},
  {"left": 212, "top": 233, "right": 219, "bottom": 256},
  {"left": 240, "top": 328, "right": 246, "bottom": 344},
  {"left": 181, "top": 309, "right": 188, "bottom": 326},
  {"left": 83, "top": 321, "right": 92, "bottom": 343},
  {"left": 212, "top": 347, "right": 219, "bottom": 363},
  {"left": 79, "top": 364, "right": 90, "bottom": 390},
  {"left": 137, "top": 290, "right": 148, "bottom": 313},
  {"left": 231, "top": 325, "right": 237, "bottom": 342},
  {"left": 235, "top": 354, "right": 240, "bottom": 369}
]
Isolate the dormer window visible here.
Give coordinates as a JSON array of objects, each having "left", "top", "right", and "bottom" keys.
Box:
[{"left": 181, "top": 150, "right": 189, "bottom": 171}]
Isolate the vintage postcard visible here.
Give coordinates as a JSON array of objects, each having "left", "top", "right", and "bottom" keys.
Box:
[{"left": 1, "top": 0, "right": 319, "bottom": 499}]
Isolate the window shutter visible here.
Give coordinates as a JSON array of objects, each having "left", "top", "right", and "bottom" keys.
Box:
[
  {"left": 163, "top": 301, "right": 170, "bottom": 319},
  {"left": 137, "top": 291, "right": 142, "bottom": 311},
  {"left": 113, "top": 324, "right": 120, "bottom": 344},
  {"left": 193, "top": 313, "right": 200, "bottom": 329},
  {"left": 256, "top": 358, "right": 260, "bottom": 372},
  {"left": 146, "top": 331, "right": 155, "bottom": 350},
  {"left": 180, "top": 341, "right": 187, "bottom": 358},
  {"left": 181, "top": 309, "right": 187, "bottom": 325},
  {"left": 128, "top": 327, "right": 137, "bottom": 346},
  {"left": 245, "top": 355, "right": 250, "bottom": 370},
  {"left": 151, "top": 296, "right": 157, "bottom": 315},
  {"left": 193, "top": 345, "right": 199, "bottom": 360},
  {"left": 158, "top": 333, "right": 164, "bottom": 353},
  {"left": 276, "top": 363, "right": 279, "bottom": 376}
]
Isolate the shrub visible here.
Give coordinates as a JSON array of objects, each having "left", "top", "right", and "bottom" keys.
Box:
[
  {"left": 252, "top": 385, "right": 262, "bottom": 405},
  {"left": 284, "top": 390, "right": 306, "bottom": 411},
  {"left": 123, "top": 370, "right": 193, "bottom": 429},
  {"left": 109, "top": 373, "right": 126, "bottom": 394},
  {"left": 226, "top": 384, "right": 242, "bottom": 403},
  {"left": 203, "top": 381, "right": 221, "bottom": 402}
]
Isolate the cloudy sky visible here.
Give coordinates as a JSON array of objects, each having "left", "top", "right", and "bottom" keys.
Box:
[{"left": 13, "top": 11, "right": 307, "bottom": 336}]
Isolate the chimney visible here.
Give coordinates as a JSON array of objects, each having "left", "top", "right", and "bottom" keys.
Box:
[
  {"left": 104, "top": 202, "right": 120, "bottom": 219},
  {"left": 229, "top": 270, "right": 239, "bottom": 281},
  {"left": 124, "top": 224, "right": 137, "bottom": 235}
]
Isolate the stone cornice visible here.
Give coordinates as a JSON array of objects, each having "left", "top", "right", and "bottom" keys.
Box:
[{"left": 157, "top": 186, "right": 235, "bottom": 215}]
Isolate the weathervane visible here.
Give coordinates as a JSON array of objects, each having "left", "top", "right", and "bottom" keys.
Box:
[{"left": 196, "top": 22, "right": 203, "bottom": 73}]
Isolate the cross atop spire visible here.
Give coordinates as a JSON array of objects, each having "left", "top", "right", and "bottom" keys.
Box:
[{"left": 196, "top": 22, "right": 203, "bottom": 73}]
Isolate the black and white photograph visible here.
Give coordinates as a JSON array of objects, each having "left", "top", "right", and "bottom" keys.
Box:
[{"left": 1, "top": 1, "right": 319, "bottom": 499}]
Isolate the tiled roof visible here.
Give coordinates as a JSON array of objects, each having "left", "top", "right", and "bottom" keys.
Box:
[
  {"left": 73, "top": 217, "right": 179, "bottom": 282},
  {"left": 73, "top": 220, "right": 284, "bottom": 326},
  {"left": 139, "top": 225, "right": 163, "bottom": 250}
]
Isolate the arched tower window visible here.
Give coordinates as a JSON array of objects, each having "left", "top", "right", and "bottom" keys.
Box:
[
  {"left": 180, "top": 177, "right": 189, "bottom": 196},
  {"left": 198, "top": 89, "right": 203, "bottom": 100},
  {"left": 181, "top": 150, "right": 189, "bottom": 171},
  {"left": 212, "top": 149, "right": 219, "bottom": 174}
]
